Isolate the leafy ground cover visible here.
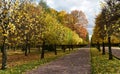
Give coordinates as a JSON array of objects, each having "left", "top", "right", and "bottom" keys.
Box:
[
  {"left": 91, "top": 48, "right": 120, "bottom": 74},
  {"left": 0, "top": 48, "right": 78, "bottom": 74}
]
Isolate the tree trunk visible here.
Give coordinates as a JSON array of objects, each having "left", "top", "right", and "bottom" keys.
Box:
[
  {"left": 13, "top": 46, "right": 16, "bottom": 51},
  {"left": 38, "top": 45, "right": 41, "bottom": 52},
  {"left": 25, "top": 44, "right": 28, "bottom": 56},
  {"left": 71, "top": 45, "right": 73, "bottom": 50},
  {"left": 108, "top": 37, "right": 113, "bottom": 60},
  {"left": 54, "top": 45, "right": 57, "bottom": 55},
  {"left": 41, "top": 41, "right": 45, "bottom": 59},
  {"left": 7, "top": 45, "right": 10, "bottom": 50},
  {"left": 62, "top": 46, "right": 66, "bottom": 52},
  {"left": 1, "top": 37, "right": 7, "bottom": 70},
  {"left": 28, "top": 44, "right": 30, "bottom": 53},
  {"left": 102, "top": 41, "right": 105, "bottom": 55},
  {"left": 63, "top": 49, "right": 65, "bottom": 52},
  {"left": 97, "top": 42, "right": 100, "bottom": 51}
]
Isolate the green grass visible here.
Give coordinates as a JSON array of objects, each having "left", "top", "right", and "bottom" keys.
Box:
[
  {"left": 0, "top": 49, "right": 78, "bottom": 74},
  {"left": 91, "top": 48, "right": 120, "bottom": 74}
]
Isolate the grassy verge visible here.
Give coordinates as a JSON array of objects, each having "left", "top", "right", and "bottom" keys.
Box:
[
  {"left": 91, "top": 48, "right": 120, "bottom": 74},
  {"left": 0, "top": 49, "right": 78, "bottom": 74}
]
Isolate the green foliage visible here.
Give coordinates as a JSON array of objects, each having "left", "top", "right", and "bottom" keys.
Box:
[
  {"left": 91, "top": 48, "right": 120, "bottom": 73},
  {"left": 43, "top": 15, "right": 83, "bottom": 45}
]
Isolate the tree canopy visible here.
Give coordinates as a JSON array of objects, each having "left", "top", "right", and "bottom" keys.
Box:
[{"left": 92, "top": 0, "right": 120, "bottom": 44}]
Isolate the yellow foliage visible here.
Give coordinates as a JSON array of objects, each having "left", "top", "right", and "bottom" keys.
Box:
[
  {"left": 3, "top": 34, "right": 8, "bottom": 37},
  {"left": 8, "top": 22, "right": 16, "bottom": 33}
]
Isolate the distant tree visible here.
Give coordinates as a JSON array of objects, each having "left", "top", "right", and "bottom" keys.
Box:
[{"left": 39, "top": 0, "right": 49, "bottom": 12}]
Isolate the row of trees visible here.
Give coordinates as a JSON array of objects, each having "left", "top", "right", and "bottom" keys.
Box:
[
  {"left": 0, "top": 0, "right": 88, "bottom": 69},
  {"left": 92, "top": 0, "right": 120, "bottom": 59}
]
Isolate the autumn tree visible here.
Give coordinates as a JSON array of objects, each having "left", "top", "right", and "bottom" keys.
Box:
[
  {"left": 0, "top": 0, "right": 89, "bottom": 67},
  {"left": 39, "top": 0, "right": 49, "bottom": 12},
  {"left": 101, "top": 0, "right": 120, "bottom": 59},
  {"left": 0, "top": 0, "right": 16, "bottom": 70},
  {"left": 92, "top": 0, "right": 120, "bottom": 59}
]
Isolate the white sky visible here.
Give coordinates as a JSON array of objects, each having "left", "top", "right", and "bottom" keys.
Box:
[{"left": 37, "top": 0, "right": 104, "bottom": 36}]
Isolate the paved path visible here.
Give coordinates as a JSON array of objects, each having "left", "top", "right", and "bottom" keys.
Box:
[
  {"left": 26, "top": 48, "right": 91, "bottom": 74},
  {"left": 103, "top": 47, "right": 120, "bottom": 59},
  {"left": 111, "top": 47, "right": 120, "bottom": 58}
]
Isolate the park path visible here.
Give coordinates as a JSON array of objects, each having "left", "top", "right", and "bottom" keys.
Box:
[
  {"left": 103, "top": 47, "right": 120, "bottom": 59},
  {"left": 26, "top": 48, "right": 91, "bottom": 74},
  {"left": 111, "top": 47, "right": 120, "bottom": 59}
]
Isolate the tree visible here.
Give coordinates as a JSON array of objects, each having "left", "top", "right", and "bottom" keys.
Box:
[
  {"left": 0, "top": 0, "right": 88, "bottom": 69},
  {"left": 0, "top": 0, "right": 16, "bottom": 69},
  {"left": 64, "top": 10, "right": 88, "bottom": 41},
  {"left": 102, "top": 0, "right": 120, "bottom": 59},
  {"left": 92, "top": 0, "right": 120, "bottom": 59},
  {"left": 39, "top": 0, "right": 49, "bottom": 12}
]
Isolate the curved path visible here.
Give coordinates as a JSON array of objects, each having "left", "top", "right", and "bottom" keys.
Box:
[{"left": 26, "top": 48, "right": 91, "bottom": 74}]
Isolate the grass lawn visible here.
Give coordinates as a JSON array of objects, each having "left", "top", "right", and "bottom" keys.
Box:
[
  {"left": 0, "top": 48, "right": 78, "bottom": 74},
  {"left": 91, "top": 48, "right": 120, "bottom": 74}
]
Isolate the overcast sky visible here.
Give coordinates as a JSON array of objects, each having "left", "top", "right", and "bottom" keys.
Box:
[{"left": 37, "top": 0, "right": 103, "bottom": 37}]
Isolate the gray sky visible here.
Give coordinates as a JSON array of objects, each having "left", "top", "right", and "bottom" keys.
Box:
[{"left": 38, "top": 0, "right": 103, "bottom": 37}]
